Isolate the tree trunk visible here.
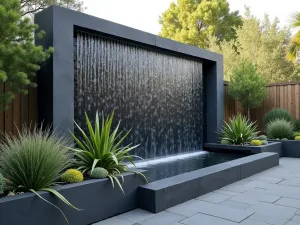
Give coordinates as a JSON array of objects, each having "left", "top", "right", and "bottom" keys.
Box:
[{"left": 247, "top": 106, "right": 250, "bottom": 119}]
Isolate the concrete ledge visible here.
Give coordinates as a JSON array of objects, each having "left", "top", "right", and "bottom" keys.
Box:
[
  {"left": 204, "top": 142, "right": 282, "bottom": 157},
  {"left": 269, "top": 140, "right": 300, "bottom": 158},
  {"left": 138, "top": 153, "right": 279, "bottom": 213},
  {"left": 0, "top": 171, "right": 145, "bottom": 225}
]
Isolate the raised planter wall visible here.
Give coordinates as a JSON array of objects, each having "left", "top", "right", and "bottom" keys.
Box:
[
  {"left": 204, "top": 142, "right": 282, "bottom": 157},
  {"left": 0, "top": 172, "right": 145, "bottom": 225},
  {"left": 138, "top": 153, "right": 279, "bottom": 213},
  {"left": 269, "top": 140, "right": 300, "bottom": 158}
]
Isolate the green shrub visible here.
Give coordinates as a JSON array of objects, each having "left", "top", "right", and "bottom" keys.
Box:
[
  {"left": 257, "top": 135, "right": 267, "bottom": 141},
  {"left": 0, "top": 173, "right": 4, "bottom": 194},
  {"left": 261, "top": 140, "right": 268, "bottom": 145},
  {"left": 266, "top": 119, "right": 294, "bottom": 139},
  {"left": 218, "top": 114, "right": 258, "bottom": 145},
  {"left": 221, "top": 139, "right": 231, "bottom": 145},
  {"left": 295, "top": 136, "right": 300, "bottom": 141},
  {"left": 293, "top": 132, "right": 300, "bottom": 137},
  {"left": 61, "top": 169, "right": 83, "bottom": 183},
  {"left": 70, "top": 111, "right": 147, "bottom": 193},
  {"left": 0, "top": 126, "right": 78, "bottom": 223},
  {"left": 91, "top": 167, "right": 109, "bottom": 179},
  {"left": 251, "top": 140, "right": 262, "bottom": 146},
  {"left": 263, "top": 108, "right": 292, "bottom": 128},
  {"left": 294, "top": 120, "right": 300, "bottom": 132}
]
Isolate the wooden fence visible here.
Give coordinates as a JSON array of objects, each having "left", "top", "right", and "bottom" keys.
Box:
[
  {"left": 0, "top": 86, "right": 38, "bottom": 141},
  {"left": 0, "top": 81, "right": 299, "bottom": 140},
  {"left": 224, "top": 81, "right": 300, "bottom": 130}
]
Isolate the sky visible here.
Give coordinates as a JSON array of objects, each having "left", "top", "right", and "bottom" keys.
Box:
[{"left": 83, "top": 0, "right": 300, "bottom": 35}]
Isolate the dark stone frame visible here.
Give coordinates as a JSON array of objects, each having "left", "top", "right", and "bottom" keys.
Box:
[{"left": 35, "top": 6, "right": 224, "bottom": 144}]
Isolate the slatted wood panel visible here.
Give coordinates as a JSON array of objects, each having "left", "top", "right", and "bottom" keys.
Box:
[
  {"left": 225, "top": 82, "right": 300, "bottom": 131},
  {"left": 0, "top": 87, "right": 38, "bottom": 141}
]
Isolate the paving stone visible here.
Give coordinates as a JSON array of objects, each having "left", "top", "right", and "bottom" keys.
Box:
[
  {"left": 249, "top": 213, "right": 289, "bottom": 225},
  {"left": 214, "top": 189, "right": 240, "bottom": 196},
  {"left": 285, "top": 222, "right": 300, "bottom": 225},
  {"left": 220, "top": 183, "right": 250, "bottom": 193},
  {"left": 180, "top": 213, "right": 239, "bottom": 225},
  {"left": 220, "top": 200, "right": 252, "bottom": 210},
  {"left": 292, "top": 215, "right": 300, "bottom": 223},
  {"left": 118, "top": 209, "right": 155, "bottom": 223},
  {"left": 167, "top": 200, "right": 205, "bottom": 217},
  {"left": 262, "top": 184, "right": 300, "bottom": 200},
  {"left": 275, "top": 198, "right": 300, "bottom": 209},
  {"left": 247, "top": 202, "right": 297, "bottom": 219},
  {"left": 196, "top": 192, "right": 232, "bottom": 203},
  {"left": 247, "top": 176, "right": 283, "bottom": 184},
  {"left": 183, "top": 201, "right": 254, "bottom": 222},
  {"left": 139, "top": 211, "right": 186, "bottom": 225},
  {"left": 240, "top": 218, "right": 270, "bottom": 225},
  {"left": 93, "top": 217, "right": 134, "bottom": 225},
  {"left": 278, "top": 179, "right": 300, "bottom": 187}
]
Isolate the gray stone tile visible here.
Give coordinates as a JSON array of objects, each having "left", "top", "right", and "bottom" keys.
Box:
[
  {"left": 278, "top": 179, "right": 300, "bottom": 187},
  {"left": 167, "top": 200, "right": 205, "bottom": 217},
  {"left": 220, "top": 200, "right": 252, "bottom": 210},
  {"left": 247, "top": 176, "right": 283, "bottom": 184},
  {"left": 182, "top": 200, "right": 254, "bottom": 222},
  {"left": 292, "top": 215, "right": 300, "bottom": 223},
  {"left": 139, "top": 211, "right": 186, "bottom": 225},
  {"left": 180, "top": 213, "right": 239, "bottom": 225},
  {"left": 214, "top": 189, "right": 240, "bottom": 196},
  {"left": 196, "top": 192, "right": 232, "bottom": 203},
  {"left": 249, "top": 213, "right": 289, "bottom": 225},
  {"left": 247, "top": 202, "right": 297, "bottom": 219},
  {"left": 240, "top": 218, "right": 270, "bottom": 225},
  {"left": 286, "top": 222, "right": 300, "bottom": 225},
  {"left": 118, "top": 209, "right": 155, "bottom": 223},
  {"left": 93, "top": 217, "right": 134, "bottom": 225},
  {"left": 220, "top": 183, "right": 250, "bottom": 193},
  {"left": 275, "top": 198, "right": 300, "bottom": 209}
]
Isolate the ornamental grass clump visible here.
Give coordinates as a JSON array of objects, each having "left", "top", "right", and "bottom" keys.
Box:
[
  {"left": 266, "top": 119, "right": 294, "bottom": 140},
  {"left": 263, "top": 108, "right": 292, "bottom": 128},
  {"left": 70, "top": 111, "right": 147, "bottom": 193},
  {"left": 218, "top": 114, "right": 258, "bottom": 145},
  {"left": 0, "top": 126, "right": 78, "bottom": 223},
  {"left": 0, "top": 173, "right": 4, "bottom": 194}
]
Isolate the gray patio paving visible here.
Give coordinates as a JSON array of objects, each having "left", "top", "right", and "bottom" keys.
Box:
[{"left": 93, "top": 157, "right": 300, "bottom": 225}]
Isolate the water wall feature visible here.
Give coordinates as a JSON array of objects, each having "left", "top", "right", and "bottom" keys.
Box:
[{"left": 74, "top": 31, "right": 203, "bottom": 159}]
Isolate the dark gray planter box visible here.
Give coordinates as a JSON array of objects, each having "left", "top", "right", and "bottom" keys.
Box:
[
  {"left": 138, "top": 153, "right": 279, "bottom": 213},
  {"left": 0, "top": 172, "right": 145, "bottom": 225},
  {"left": 204, "top": 142, "right": 282, "bottom": 157},
  {"left": 269, "top": 140, "right": 300, "bottom": 158}
]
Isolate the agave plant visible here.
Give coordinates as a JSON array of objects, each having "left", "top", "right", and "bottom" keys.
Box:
[
  {"left": 218, "top": 114, "right": 258, "bottom": 145},
  {"left": 0, "top": 126, "right": 78, "bottom": 223},
  {"left": 70, "top": 111, "right": 146, "bottom": 193}
]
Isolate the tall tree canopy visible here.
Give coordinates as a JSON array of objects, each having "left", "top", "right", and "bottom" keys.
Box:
[
  {"left": 159, "top": 0, "right": 242, "bottom": 48},
  {"left": 20, "top": 0, "right": 85, "bottom": 17},
  {"left": 0, "top": 0, "right": 53, "bottom": 109},
  {"left": 209, "top": 8, "right": 298, "bottom": 82}
]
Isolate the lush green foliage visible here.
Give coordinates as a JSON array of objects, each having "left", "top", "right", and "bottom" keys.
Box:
[
  {"left": 286, "top": 12, "right": 300, "bottom": 62},
  {"left": 20, "top": 0, "right": 85, "bottom": 17},
  {"left": 159, "top": 0, "right": 242, "bottom": 49},
  {"left": 261, "top": 140, "right": 268, "bottom": 145},
  {"left": 209, "top": 8, "right": 297, "bottom": 82},
  {"left": 220, "top": 139, "right": 231, "bottom": 145},
  {"left": 218, "top": 114, "right": 258, "bottom": 145},
  {"left": 266, "top": 119, "right": 294, "bottom": 139},
  {"left": 257, "top": 135, "right": 267, "bottom": 141},
  {"left": 0, "top": 173, "right": 4, "bottom": 194},
  {"left": 0, "top": 0, "right": 54, "bottom": 109},
  {"left": 294, "top": 120, "right": 300, "bottom": 132},
  {"left": 228, "top": 60, "right": 267, "bottom": 117},
  {"left": 251, "top": 140, "right": 262, "bottom": 146},
  {"left": 295, "top": 136, "right": 300, "bottom": 140},
  {"left": 61, "top": 169, "right": 83, "bottom": 183},
  {"left": 263, "top": 109, "right": 292, "bottom": 128},
  {"left": 293, "top": 132, "right": 300, "bottom": 137},
  {"left": 90, "top": 167, "right": 109, "bottom": 179},
  {"left": 0, "top": 126, "right": 78, "bottom": 222},
  {"left": 70, "top": 111, "right": 146, "bottom": 193}
]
